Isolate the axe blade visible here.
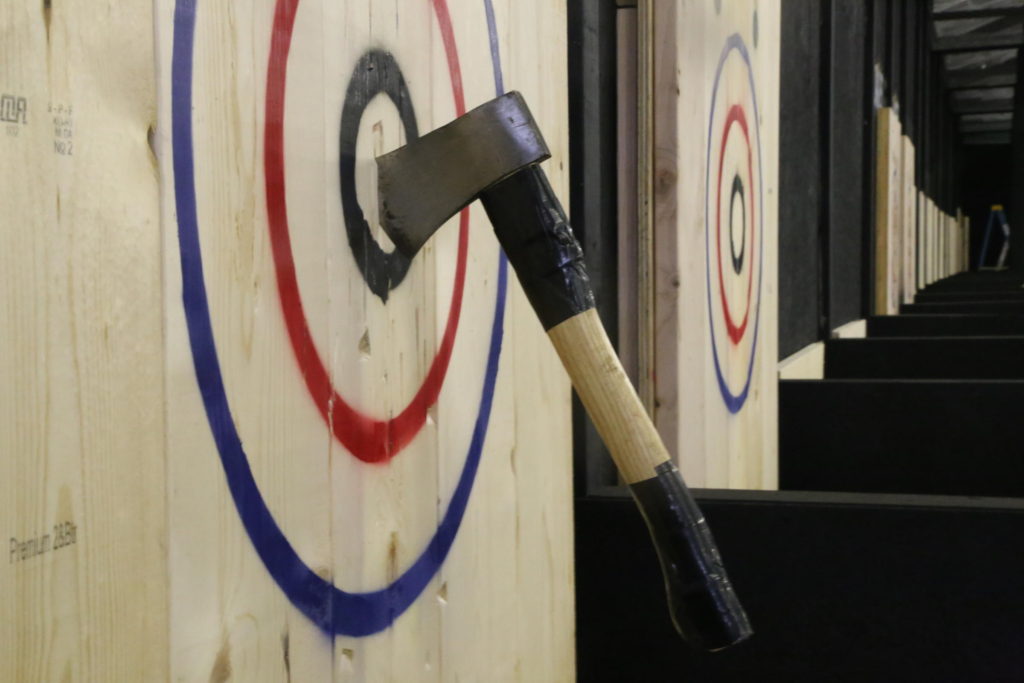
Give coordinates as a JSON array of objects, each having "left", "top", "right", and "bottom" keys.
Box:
[{"left": 376, "top": 91, "right": 551, "bottom": 257}]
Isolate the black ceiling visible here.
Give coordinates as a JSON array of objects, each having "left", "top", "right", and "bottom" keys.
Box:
[{"left": 933, "top": 0, "right": 1023, "bottom": 145}]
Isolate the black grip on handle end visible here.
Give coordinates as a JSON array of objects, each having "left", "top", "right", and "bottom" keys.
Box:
[{"left": 630, "top": 462, "right": 753, "bottom": 651}]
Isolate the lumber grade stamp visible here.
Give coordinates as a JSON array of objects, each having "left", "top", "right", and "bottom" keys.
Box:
[{"left": 8, "top": 522, "right": 77, "bottom": 564}]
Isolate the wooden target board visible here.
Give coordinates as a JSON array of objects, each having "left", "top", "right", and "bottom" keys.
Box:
[
  {"left": 156, "top": 1, "right": 573, "bottom": 680},
  {"left": 652, "top": 0, "right": 780, "bottom": 489},
  {"left": 873, "top": 107, "right": 902, "bottom": 314},
  {"left": 901, "top": 136, "right": 917, "bottom": 304},
  {"left": 0, "top": 3, "right": 168, "bottom": 681},
  {"left": 3, "top": 0, "right": 573, "bottom": 680}
]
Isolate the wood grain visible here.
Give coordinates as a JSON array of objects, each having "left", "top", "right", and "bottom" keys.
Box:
[
  {"left": 873, "top": 107, "right": 902, "bottom": 314},
  {"left": 0, "top": 1, "right": 168, "bottom": 680},
  {"left": 650, "top": 0, "right": 780, "bottom": 490},
  {"left": 156, "top": 0, "right": 574, "bottom": 681},
  {"left": 549, "top": 310, "right": 669, "bottom": 484}
]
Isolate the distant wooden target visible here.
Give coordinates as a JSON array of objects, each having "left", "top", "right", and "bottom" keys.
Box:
[{"left": 704, "top": 34, "right": 764, "bottom": 414}]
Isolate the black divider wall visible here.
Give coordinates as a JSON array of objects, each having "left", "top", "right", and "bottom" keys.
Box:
[
  {"left": 568, "top": 0, "right": 619, "bottom": 492},
  {"left": 780, "top": 379, "right": 1024, "bottom": 497},
  {"left": 824, "top": 337, "right": 1024, "bottom": 379},
  {"left": 902, "top": 300, "right": 1024, "bottom": 314},
  {"left": 1011, "top": 57, "right": 1024, "bottom": 271},
  {"left": 779, "top": 0, "right": 826, "bottom": 358},
  {"left": 961, "top": 145, "right": 1012, "bottom": 268},
  {"left": 577, "top": 492, "right": 1024, "bottom": 681},
  {"left": 868, "top": 314, "right": 1024, "bottom": 337},
  {"left": 828, "top": 0, "right": 868, "bottom": 327},
  {"left": 917, "top": 290, "right": 1024, "bottom": 302}
]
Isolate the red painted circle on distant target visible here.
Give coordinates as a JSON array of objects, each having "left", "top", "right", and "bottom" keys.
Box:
[
  {"left": 264, "top": 0, "right": 469, "bottom": 463},
  {"left": 714, "top": 104, "right": 755, "bottom": 346}
]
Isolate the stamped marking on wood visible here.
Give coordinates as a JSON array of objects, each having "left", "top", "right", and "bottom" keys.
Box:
[{"left": 9, "top": 521, "right": 78, "bottom": 564}]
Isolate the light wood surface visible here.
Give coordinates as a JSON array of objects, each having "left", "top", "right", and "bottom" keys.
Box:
[
  {"left": 0, "top": 2, "right": 168, "bottom": 681},
  {"left": 901, "top": 136, "right": 917, "bottom": 304},
  {"left": 636, "top": 0, "right": 657, "bottom": 414},
  {"left": 4, "top": 0, "right": 575, "bottom": 680},
  {"left": 650, "top": 0, "right": 780, "bottom": 489},
  {"left": 549, "top": 310, "right": 669, "bottom": 484},
  {"left": 873, "top": 107, "right": 902, "bottom": 314},
  {"left": 156, "top": 1, "right": 574, "bottom": 680}
]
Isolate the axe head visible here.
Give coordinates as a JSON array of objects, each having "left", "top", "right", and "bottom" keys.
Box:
[{"left": 376, "top": 91, "right": 550, "bottom": 257}]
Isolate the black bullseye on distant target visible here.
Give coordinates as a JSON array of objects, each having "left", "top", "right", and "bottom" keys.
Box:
[
  {"left": 339, "top": 49, "right": 418, "bottom": 301},
  {"left": 729, "top": 174, "right": 745, "bottom": 274}
]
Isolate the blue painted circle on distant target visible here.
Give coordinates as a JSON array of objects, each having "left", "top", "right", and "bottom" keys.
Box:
[{"left": 704, "top": 33, "right": 764, "bottom": 414}]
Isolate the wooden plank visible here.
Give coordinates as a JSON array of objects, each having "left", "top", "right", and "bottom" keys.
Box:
[
  {"left": 636, "top": 0, "right": 657, "bottom": 413},
  {"left": 651, "top": 0, "right": 780, "bottom": 489},
  {"left": 777, "top": 343, "right": 825, "bottom": 381},
  {"left": 901, "top": 136, "right": 916, "bottom": 303},
  {"left": 919, "top": 195, "right": 927, "bottom": 286},
  {"left": 0, "top": 2, "right": 168, "bottom": 681},
  {"left": 156, "top": 1, "right": 573, "bottom": 681},
  {"left": 873, "top": 108, "right": 902, "bottom": 314}
]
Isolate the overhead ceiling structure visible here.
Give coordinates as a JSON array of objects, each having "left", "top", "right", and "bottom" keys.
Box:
[{"left": 933, "top": 0, "right": 1024, "bottom": 145}]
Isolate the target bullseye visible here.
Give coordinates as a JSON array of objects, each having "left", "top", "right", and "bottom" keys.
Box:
[
  {"left": 267, "top": 13, "right": 471, "bottom": 464},
  {"left": 729, "top": 174, "right": 745, "bottom": 275},
  {"left": 705, "top": 33, "right": 763, "bottom": 414},
  {"left": 172, "top": 0, "right": 508, "bottom": 637},
  {"left": 338, "top": 49, "right": 419, "bottom": 301}
]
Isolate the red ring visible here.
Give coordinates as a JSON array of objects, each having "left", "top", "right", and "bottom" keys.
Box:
[
  {"left": 715, "top": 104, "right": 755, "bottom": 346},
  {"left": 264, "top": 0, "right": 469, "bottom": 463}
]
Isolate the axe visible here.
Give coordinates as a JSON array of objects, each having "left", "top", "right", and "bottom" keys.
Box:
[{"left": 377, "top": 92, "right": 752, "bottom": 651}]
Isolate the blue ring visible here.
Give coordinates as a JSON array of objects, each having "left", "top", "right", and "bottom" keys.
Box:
[
  {"left": 171, "top": 0, "right": 508, "bottom": 637},
  {"left": 703, "top": 33, "right": 764, "bottom": 415}
]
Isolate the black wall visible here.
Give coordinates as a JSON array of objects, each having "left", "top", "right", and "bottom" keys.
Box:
[
  {"left": 1011, "top": 59, "right": 1024, "bottom": 271},
  {"left": 778, "top": 0, "right": 826, "bottom": 358},
  {"left": 780, "top": 0, "right": 963, "bottom": 358},
  {"left": 961, "top": 145, "right": 1012, "bottom": 268},
  {"left": 828, "top": 0, "right": 869, "bottom": 328}
]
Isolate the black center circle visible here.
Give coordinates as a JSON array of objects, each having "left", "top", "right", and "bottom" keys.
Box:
[
  {"left": 339, "top": 50, "right": 419, "bottom": 302},
  {"left": 728, "top": 173, "right": 746, "bottom": 275}
]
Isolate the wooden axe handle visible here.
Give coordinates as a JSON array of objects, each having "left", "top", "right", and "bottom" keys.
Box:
[
  {"left": 549, "top": 308, "right": 669, "bottom": 483},
  {"left": 480, "top": 166, "right": 752, "bottom": 651}
]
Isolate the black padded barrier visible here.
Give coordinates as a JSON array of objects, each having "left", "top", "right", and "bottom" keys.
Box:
[
  {"left": 576, "top": 491, "right": 1024, "bottom": 682},
  {"left": 901, "top": 301, "right": 1024, "bottom": 315},
  {"left": 916, "top": 290, "right": 1024, "bottom": 303},
  {"left": 824, "top": 337, "right": 1024, "bottom": 379},
  {"left": 867, "top": 314, "right": 1024, "bottom": 337},
  {"left": 779, "top": 379, "right": 1024, "bottom": 497}
]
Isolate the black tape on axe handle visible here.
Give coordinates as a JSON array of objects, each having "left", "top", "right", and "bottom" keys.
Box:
[
  {"left": 630, "top": 461, "right": 753, "bottom": 651},
  {"left": 479, "top": 165, "right": 595, "bottom": 330}
]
